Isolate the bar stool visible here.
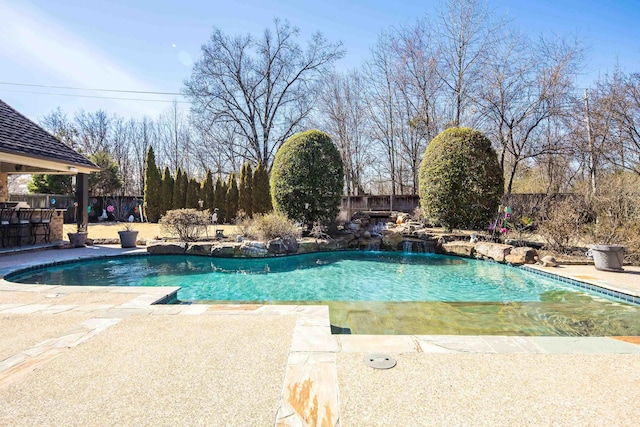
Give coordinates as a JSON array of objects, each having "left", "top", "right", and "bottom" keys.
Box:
[
  {"left": 0, "top": 208, "right": 13, "bottom": 247},
  {"left": 30, "top": 208, "right": 55, "bottom": 244},
  {"left": 10, "top": 209, "right": 33, "bottom": 246}
]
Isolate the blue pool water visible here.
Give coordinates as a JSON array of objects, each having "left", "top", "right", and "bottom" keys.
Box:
[
  {"left": 8, "top": 252, "right": 640, "bottom": 336},
  {"left": 9, "top": 251, "right": 582, "bottom": 302}
]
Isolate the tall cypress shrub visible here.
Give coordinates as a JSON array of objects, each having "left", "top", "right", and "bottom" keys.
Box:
[
  {"left": 202, "top": 169, "right": 215, "bottom": 213},
  {"left": 186, "top": 178, "right": 199, "bottom": 209},
  {"left": 143, "top": 146, "right": 162, "bottom": 222},
  {"left": 252, "top": 160, "right": 272, "bottom": 215},
  {"left": 239, "top": 162, "right": 254, "bottom": 217},
  {"left": 161, "top": 166, "right": 174, "bottom": 216},
  {"left": 226, "top": 173, "right": 239, "bottom": 222},
  {"left": 172, "top": 168, "right": 183, "bottom": 210},
  {"left": 177, "top": 170, "right": 188, "bottom": 209},
  {"left": 214, "top": 176, "right": 227, "bottom": 223}
]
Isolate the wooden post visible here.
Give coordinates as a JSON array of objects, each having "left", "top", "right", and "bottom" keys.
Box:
[{"left": 75, "top": 173, "right": 88, "bottom": 230}]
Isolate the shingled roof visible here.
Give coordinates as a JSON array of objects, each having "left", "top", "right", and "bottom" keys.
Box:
[{"left": 0, "top": 99, "right": 99, "bottom": 172}]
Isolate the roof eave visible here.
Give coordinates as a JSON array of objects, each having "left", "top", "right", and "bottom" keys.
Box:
[{"left": 0, "top": 151, "right": 101, "bottom": 174}]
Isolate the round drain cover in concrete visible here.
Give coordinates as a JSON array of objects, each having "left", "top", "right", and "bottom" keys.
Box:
[{"left": 363, "top": 353, "right": 397, "bottom": 369}]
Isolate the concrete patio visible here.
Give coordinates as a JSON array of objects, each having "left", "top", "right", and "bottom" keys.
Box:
[{"left": 1, "top": 246, "right": 639, "bottom": 426}]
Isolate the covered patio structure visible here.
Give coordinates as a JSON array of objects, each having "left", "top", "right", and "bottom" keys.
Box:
[{"left": 0, "top": 99, "right": 100, "bottom": 244}]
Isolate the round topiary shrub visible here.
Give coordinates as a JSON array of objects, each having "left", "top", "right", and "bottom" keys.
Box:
[
  {"left": 270, "top": 130, "right": 344, "bottom": 228},
  {"left": 419, "top": 127, "right": 503, "bottom": 230}
]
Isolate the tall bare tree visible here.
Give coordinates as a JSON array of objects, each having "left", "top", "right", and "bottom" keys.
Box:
[
  {"left": 157, "top": 101, "right": 192, "bottom": 176},
  {"left": 316, "top": 71, "right": 371, "bottom": 195},
  {"left": 477, "top": 31, "right": 583, "bottom": 194},
  {"left": 436, "top": 0, "right": 503, "bottom": 126},
  {"left": 184, "top": 19, "right": 345, "bottom": 170},
  {"left": 365, "top": 31, "right": 402, "bottom": 195},
  {"left": 74, "top": 109, "right": 111, "bottom": 155},
  {"left": 110, "top": 117, "right": 137, "bottom": 195},
  {"left": 132, "top": 117, "right": 156, "bottom": 195}
]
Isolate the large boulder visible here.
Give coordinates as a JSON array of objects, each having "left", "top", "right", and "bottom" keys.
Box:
[
  {"left": 505, "top": 247, "right": 538, "bottom": 265},
  {"left": 381, "top": 230, "right": 404, "bottom": 250},
  {"left": 474, "top": 242, "right": 512, "bottom": 262},
  {"left": 297, "top": 240, "right": 318, "bottom": 254},
  {"left": 267, "top": 238, "right": 287, "bottom": 254},
  {"left": 440, "top": 240, "right": 476, "bottom": 257},
  {"left": 211, "top": 243, "right": 238, "bottom": 257},
  {"left": 282, "top": 236, "right": 299, "bottom": 253},
  {"left": 317, "top": 239, "right": 339, "bottom": 251},
  {"left": 240, "top": 241, "right": 268, "bottom": 257},
  {"left": 186, "top": 242, "right": 213, "bottom": 256},
  {"left": 146, "top": 242, "right": 186, "bottom": 254}
]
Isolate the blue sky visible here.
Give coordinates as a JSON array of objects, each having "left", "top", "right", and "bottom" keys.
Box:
[{"left": 1, "top": 0, "right": 639, "bottom": 121}]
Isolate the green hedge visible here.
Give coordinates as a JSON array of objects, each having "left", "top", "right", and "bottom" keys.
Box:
[
  {"left": 270, "top": 130, "right": 344, "bottom": 228},
  {"left": 419, "top": 127, "right": 503, "bottom": 230}
]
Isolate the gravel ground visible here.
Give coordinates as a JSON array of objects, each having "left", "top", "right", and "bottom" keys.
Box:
[
  {"left": 338, "top": 352, "right": 640, "bottom": 426},
  {"left": 0, "top": 314, "right": 295, "bottom": 426},
  {"left": 0, "top": 312, "right": 95, "bottom": 362}
]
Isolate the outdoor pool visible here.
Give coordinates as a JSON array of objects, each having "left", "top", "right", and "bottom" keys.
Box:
[{"left": 8, "top": 251, "right": 640, "bottom": 336}]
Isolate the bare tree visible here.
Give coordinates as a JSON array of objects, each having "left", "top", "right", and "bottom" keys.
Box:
[
  {"left": 74, "top": 109, "right": 111, "bottom": 155},
  {"left": 110, "top": 117, "right": 137, "bottom": 195},
  {"left": 365, "top": 31, "right": 402, "bottom": 195},
  {"left": 40, "top": 107, "right": 79, "bottom": 151},
  {"left": 184, "top": 19, "right": 345, "bottom": 170},
  {"left": 477, "top": 31, "right": 583, "bottom": 194},
  {"left": 132, "top": 117, "right": 155, "bottom": 195},
  {"left": 315, "top": 71, "right": 371, "bottom": 195},
  {"left": 156, "top": 101, "right": 192, "bottom": 176},
  {"left": 393, "top": 20, "right": 443, "bottom": 193},
  {"left": 436, "top": 0, "right": 504, "bottom": 126},
  {"left": 593, "top": 69, "right": 640, "bottom": 176}
]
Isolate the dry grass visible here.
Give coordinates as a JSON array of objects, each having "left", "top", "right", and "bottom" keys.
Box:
[{"left": 64, "top": 222, "right": 238, "bottom": 241}]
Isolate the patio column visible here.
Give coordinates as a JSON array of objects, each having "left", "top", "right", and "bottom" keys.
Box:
[{"left": 76, "top": 173, "right": 88, "bottom": 230}]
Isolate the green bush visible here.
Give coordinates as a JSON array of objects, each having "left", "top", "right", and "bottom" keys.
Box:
[
  {"left": 159, "top": 208, "right": 210, "bottom": 242},
  {"left": 252, "top": 212, "right": 301, "bottom": 241},
  {"left": 270, "top": 130, "right": 344, "bottom": 228},
  {"left": 419, "top": 127, "right": 503, "bottom": 230}
]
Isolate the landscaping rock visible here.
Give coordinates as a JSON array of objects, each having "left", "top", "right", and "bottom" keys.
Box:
[
  {"left": 240, "top": 241, "right": 268, "bottom": 257},
  {"left": 297, "top": 240, "right": 318, "bottom": 253},
  {"left": 317, "top": 239, "right": 339, "bottom": 251},
  {"left": 440, "top": 240, "right": 476, "bottom": 257},
  {"left": 282, "top": 236, "right": 299, "bottom": 253},
  {"left": 147, "top": 242, "right": 186, "bottom": 254},
  {"left": 539, "top": 255, "right": 558, "bottom": 267},
  {"left": 267, "top": 238, "right": 287, "bottom": 254},
  {"left": 505, "top": 247, "right": 538, "bottom": 265},
  {"left": 474, "top": 242, "right": 512, "bottom": 262},
  {"left": 186, "top": 242, "right": 213, "bottom": 256},
  {"left": 211, "top": 243, "right": 237, "bottom": 257},
  {"left": 381, "top": 230, "right": 404, "bottom": 250}
]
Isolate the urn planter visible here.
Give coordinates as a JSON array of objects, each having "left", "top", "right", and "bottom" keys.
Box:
[
  {"left": 67, "top": 232, "right": 88, "bottom": 248},
  {"left": 588, "top": 244, "right": 625, "bottom": 272},
  {"left": 118, "top": 230, "right": 139, "bottom": 248}
]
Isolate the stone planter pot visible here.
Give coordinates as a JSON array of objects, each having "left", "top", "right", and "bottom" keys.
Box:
[
  {"left": 118, "top": 230, "right": 139, "bottom": 248},
  {"left": 588, "top": 244, "right": 625, "bottom": 272},
  {"left": 67, "top": 232, "right": 88, "bottom": 248}
]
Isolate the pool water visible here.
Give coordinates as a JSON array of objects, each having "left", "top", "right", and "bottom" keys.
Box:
[{"left": 8, "top": 252, "right": 640, "bottom": 336}]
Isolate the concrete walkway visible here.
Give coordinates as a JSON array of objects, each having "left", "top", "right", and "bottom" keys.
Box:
[{"left": 0, "top": 246, "right": 639, "bottom": 426}]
